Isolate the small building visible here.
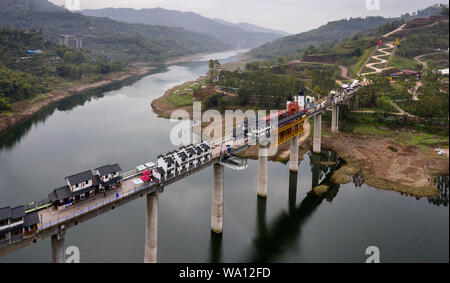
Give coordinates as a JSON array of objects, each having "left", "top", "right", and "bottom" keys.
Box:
[
  {"left": 93, "top": 164, "right": 122, "bottom": 192},
  {"left": 389, "top": 70, "right": 421, "bottom": 81},
  {"left": 65, "top": 170, "right": 95, "bottom": 202},
  {"left": 48, "top": 185, "right": 73, "bottom": 209},
  {"left": 195, "top": 146, "right": 204, "bottom": 164},
  {"left": 175, "top": 150, "right": 189, "bottom": 173},
  {"left": 157, "top": 155, "right": 176, "bottom": 178},
  {"left": 185, "top": 146, "right": 198, "bottom": 167},
  {"left": 439, "top": 68, "right": 449, "bottom": 76},
  {"left": 48, "top": 170, "right": 97, "bottom": 209},
  {"left": 0, "top": 206, "right": 26, "bottom": 246},
  {"left": 152, "top": 167, "right": 166, "bottom": 182},
  {"left": 200, "top": 143, "right": 211, "bottom": 161},
  {"left": 23, "top": 212, "right": 39, "bottom": 237}
]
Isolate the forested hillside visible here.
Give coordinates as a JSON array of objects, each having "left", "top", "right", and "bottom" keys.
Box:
[
  {"left": 248, "top": 5, "right": 444, "bottom": 59},
  {"left": 0, "top": 28, "right": 126, "bottom": 111},
  {"left": 82, "top": 7, "right": 283, "bottom": 49},
  {"left": 0, "top": 0, "right": 231, "bottom": 62}
]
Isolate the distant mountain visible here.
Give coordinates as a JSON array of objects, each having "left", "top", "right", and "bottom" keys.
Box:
[
  {"left": 81, "top": 7, "right": 285, "bottom": 49},
  {"left": 0, "top": 0, "right": 64, "bottom": 11},
  {"left": 0, "top": 0, "right": 231, "bottom": 62},
  {"left": 248, "top": 5, "right": 445, "bottom": 59},
  {"left": 213, "top": 19, "right": 290, "bottom": 36}
]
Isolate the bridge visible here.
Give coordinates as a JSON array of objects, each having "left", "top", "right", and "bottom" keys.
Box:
[{"left": 0, "top": 85, "right": 360, "bottom": 263}]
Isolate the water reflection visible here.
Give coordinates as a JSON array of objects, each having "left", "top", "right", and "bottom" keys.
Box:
[
  {"left": 0, "top": 69, "right": 164, "bottom": 151},
  {"left": 209, "top": 232, "right": 223, "bottom": 263},
  {"left": 247, "top": 150, "right": 342, "bottom": 262},
  {"left": 288, "top": 171, "right": 297, "bottom": 214},
  {"left": 309, "top": 150, "right": 342, "bottom": 188},
  {"left": 428, "top": 176, "right": 449, "bottom": 207},
  {"left": 352, "top": 171, "right": 365, "bottom": 188}
]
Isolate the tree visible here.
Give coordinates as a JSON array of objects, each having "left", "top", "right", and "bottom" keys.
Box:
[
  {"left": 0, "top": 95, "right": 11, "bottom": 112},
  {"left": 208, "top": 59, "right": 221, "bottom": 84}
]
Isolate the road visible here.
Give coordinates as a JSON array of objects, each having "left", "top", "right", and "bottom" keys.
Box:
[
  {"left": 360, "top": 42, "right": 396, "bottom": 76},
  {"left": 382, "top": 24, "right": 406, "bottom": 38},
  {"left": 413, "top": 51, "right": 449, "bottom": 70}
]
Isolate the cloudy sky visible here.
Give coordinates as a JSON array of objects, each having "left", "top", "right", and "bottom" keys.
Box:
[{"left": 49, "top": 0, "right": 448, "bottom": 34}]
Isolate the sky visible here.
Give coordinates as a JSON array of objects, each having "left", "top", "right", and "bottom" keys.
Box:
[{"left": 49, "top": 0, "right": 448, "bottom": 34}]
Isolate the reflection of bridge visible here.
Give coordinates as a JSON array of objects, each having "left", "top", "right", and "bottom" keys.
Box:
[
  {"left": 250, "top": 155, "right": 341, "bottom": 263},
  {"left": 0, "top": 85, "right": 360, "bottom": 263}
]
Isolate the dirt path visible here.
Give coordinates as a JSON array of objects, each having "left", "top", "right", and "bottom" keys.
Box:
[
  {"left": 360, "top": 42, "right": 396, "bottom": 76},
  {"left": 383, "top": 24, "right": 406, "bottom": 38},
  {"left": 322, "top": 133, "right": 448, "bottom": 198},
  {"left": 339, "top": 65, "right": 348, "bottom": 79},
  {"left": 414, "top": 51, "right": 448, "bottom": 70}
]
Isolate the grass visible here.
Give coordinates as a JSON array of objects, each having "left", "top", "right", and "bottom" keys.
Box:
[
  {"left": 389, "top": 55, "right": 418, "bottom": 70},
  {"left": 29, "top": 94, "right": 48, "bottom": 104},
  {"left": 167, "top": 93, "right": 194, "bottom": 107},
  {"left": 352, "top": 46, "right": 377, "bottom": 76},
  {"left": 338, "top": 112, "right": 449, "bottom": 151}
]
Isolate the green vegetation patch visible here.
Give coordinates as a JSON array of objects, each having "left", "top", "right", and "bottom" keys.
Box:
[{"left": 167, "top": 93, "right": 194, "bottom": 107}]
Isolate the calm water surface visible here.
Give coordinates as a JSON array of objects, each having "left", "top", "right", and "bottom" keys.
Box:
[{"left": 0, "top": 50, "right": 448, "bottom": 262}]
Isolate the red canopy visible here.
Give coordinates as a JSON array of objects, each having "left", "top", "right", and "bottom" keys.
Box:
[
  {"left": 142, "top": 170, "right": 152, "bottom": 176},
  {"left": 141, "top": 176, "right": 151, "bottom": 182}
]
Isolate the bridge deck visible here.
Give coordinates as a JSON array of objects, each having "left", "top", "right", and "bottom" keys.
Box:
[{"left": 0, "top": 87, "right": 359, "bottom": 256}]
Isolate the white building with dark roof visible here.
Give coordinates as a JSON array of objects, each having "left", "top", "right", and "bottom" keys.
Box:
[
  {"left": 152, "top": 166, "right": 166, "bottom": 182},
  {"left": 200, "top": 142, "right": 212, "bottom": 161},
  {"left": 185, "top": 146, "right": 198, "bottom": 167},
  {"left": 94, "top": 164, "right": 122, "bottom": 191},
  {"left": 157, "top": 155, "right": 176, "bottom": 178},
  {"left": 174, "top": 150, "right": 189, "bottom": 173},
  {"left": 49, "top": 168, "right": 99, "bottom": 209},
  {"left": 0, "top": 206, "right": 26, "bottom": 245},
  {"left": 66, "top": 170, "right": 94, "bottom": 193}
]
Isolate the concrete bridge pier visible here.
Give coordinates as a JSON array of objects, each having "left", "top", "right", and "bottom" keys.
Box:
[
  {"left": 51, "top": 225, "right": 65, "bottom": 263},
  {"left": 144, "top": 192, "right": 159, "bottom": 263},
  {"left": 331, "top": 105, "right": 339, "bottom": 133},
  {"left": 289, "top": 135, "right": 299, "bottom": 172},
  {"left": 63, "top": 36, "right": 69, "bottom": 47},
  {"left": 313, "top": 114, "right": 322, "bottom": 154},
  {"left": 211, "top": 163, "right": 224, "bottom": 234},
  {"left": 257, "top": 145, "right": 268, "bottom": 198}
]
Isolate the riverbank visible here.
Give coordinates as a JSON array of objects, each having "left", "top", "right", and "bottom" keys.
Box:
[
  {"left": 236, "top": 127, "right": 448, "bottom": 198},
  {"left": 0, "top": 63, "right": 156, "bottom": 135},
  {"left": 0, "top": 49, "right": 235, "bottom": 135},
  {"left": 151, "top": 51, "right": 252, "bottom": 119}
]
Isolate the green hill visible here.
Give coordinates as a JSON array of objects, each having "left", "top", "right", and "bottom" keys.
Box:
[
  {"left": 248, "top": 5, "right": 445, "bottom": 59},
  {"left": 82, "top": 7, "right": 285, "bottom": 49},
  {"left": 0, "top": 0, "right": 231, "bottom": 62}
]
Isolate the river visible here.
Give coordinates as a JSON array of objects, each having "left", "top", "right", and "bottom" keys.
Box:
[{"left": 0, "top": 50, "right": 448, "bottom": 262}]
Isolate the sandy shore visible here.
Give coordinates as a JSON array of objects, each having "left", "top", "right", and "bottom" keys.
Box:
[{"left": 237, "top": 129, "right": 448, "bottom": 198}]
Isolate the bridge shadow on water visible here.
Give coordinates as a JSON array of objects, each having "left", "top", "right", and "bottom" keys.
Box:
[{"left": 208, "top": 150, "right": 345, "bottom": 263}]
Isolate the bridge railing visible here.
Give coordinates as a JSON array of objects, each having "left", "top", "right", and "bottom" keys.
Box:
[
  {"left": 38, "top": 181, "right": 158, "bottom": 231},
  {"left": 121, "top": 169, "right": 140, "bottom": 180}
]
